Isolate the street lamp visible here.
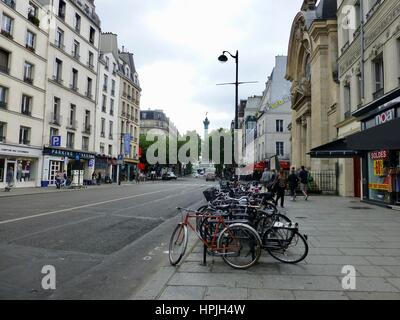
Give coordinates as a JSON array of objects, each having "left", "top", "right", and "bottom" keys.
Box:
[{"left": 218, "top": 51, "right": 239, "bottom": 130}]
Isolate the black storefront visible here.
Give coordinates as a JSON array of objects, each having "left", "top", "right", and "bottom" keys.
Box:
[{"left": 310, "top": 88, "right": 400, "bottom": 208}]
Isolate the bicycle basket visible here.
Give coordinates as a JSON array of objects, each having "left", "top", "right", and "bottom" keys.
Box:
[{"left": 203, "top": 188, "right": 217, "bottom": 202}]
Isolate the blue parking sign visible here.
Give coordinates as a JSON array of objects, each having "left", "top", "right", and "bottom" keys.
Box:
[{"left": 51, "top": 136, "right": 61, "bottom": 147}]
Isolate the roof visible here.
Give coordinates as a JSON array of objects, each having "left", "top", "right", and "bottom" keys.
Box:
[{"left": 315, "top": 0, "right": 337, "bottom": 20}]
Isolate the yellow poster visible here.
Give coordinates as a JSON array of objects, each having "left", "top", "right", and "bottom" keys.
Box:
[
  {"left": 369, "top": 183, "right": 389, "bottom": 191},
  {"left": 374, "top": 160, "right": 384, "bottom": 176}
]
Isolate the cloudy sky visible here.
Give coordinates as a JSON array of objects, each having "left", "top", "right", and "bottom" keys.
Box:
[{"left": 96, "top": 0, "right": 301, "bottom": 135}]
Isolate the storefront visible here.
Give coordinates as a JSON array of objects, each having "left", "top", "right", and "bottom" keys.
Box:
[
  {"left": 95, "top": 155, "right": 118, "bottom": 182},
  {"left": 347, "top": 88, "right": 400, "bottom": 208},
  {"left": 0, "top": 144, "right": 43, "bottom": 188},
  {"left": 123, "top": 159, "right": 139, "bottom": 181},
  {"left": 42, "top": 147, "right": 95, "bottom": 187}
]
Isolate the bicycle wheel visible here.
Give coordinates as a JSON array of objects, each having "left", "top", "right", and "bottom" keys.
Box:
[
  {"left": 218, "top": 224, "right": 262, "bottom": 270},
  {"left": 255, "top": 212, "right": 292, "bottom": 235},
  {"left": 263, "top": 228, "right": 308, "bottom": 264},
  {"left": 264, "top": 202, "right": 278, "bottom": 213},
  {"left": 169, "top": 224, "right": 188, "bottom": 266}
]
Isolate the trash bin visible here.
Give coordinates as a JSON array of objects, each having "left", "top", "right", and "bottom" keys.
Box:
[{"left": 41, "top": 181, "right": 49, "bottom": 188}]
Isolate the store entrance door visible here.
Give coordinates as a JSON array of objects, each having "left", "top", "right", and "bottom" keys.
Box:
[
  {"left": 49, "top": 161, "right": 62, "bottom": 185},
  {"left": 354, "top": 157, "right": 361, "bottom": 198}
]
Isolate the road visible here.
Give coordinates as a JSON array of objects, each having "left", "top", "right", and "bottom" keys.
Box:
[{"left": 0, "top": 178, "right": 211, "bottom": 299}]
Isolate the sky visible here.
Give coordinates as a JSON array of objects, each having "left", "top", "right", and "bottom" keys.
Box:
[{"left": 95, "top": 0, "right": 301, "bottom": 135}]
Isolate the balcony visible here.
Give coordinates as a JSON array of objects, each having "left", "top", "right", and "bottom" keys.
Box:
[
  {"left": 24, "top": 76, "right": 33, "bottom": 85},
  {"left": 54, "top": 40, "right": 65, "bottom": 51},
  {"left": 87, "top": 62, "right": 94, "bottom": 70},
  {"left": 19, "top": 139, "right": 30, "bottom": 145},
  {"left": 110, "top": 110, "right": 114, "bottom": 116},
  {"left": 373, "top": 88, "right": 384, "bottom": 100},
  {"left": 3, "top": 0, "right": 16, "bottom": 9},
  {"left": 0, "top": 101, "right": 7, "bottom": 110},
  {"left": 109, "top": 134, "right": 113, "bottom": 140},
  {"left": 101, "top": 132, "right": 106, "bottom": 138},
  {"left": 0, "top": 65, "right": 9, "bottom": 74},
  {"left": 111, "top": 90, "right": 115, "bottom": 96},
  {"left": 21, "top": 109, "right": 32, "bottom": 117},
  {"left": 103, "top": 85, "right": 108, "bottom": 92},
  {"left": 70, "top": 84, "right": 78, "bottom": 92},
  {"left": 121, "top": 111, "right": 127, "bottom": 118},
  {"left": 49, "top": 113, "right": 62, "bottom": 126},
  {"left": 25, "top": 44, "right": 35, "bottom": 53},
  {"left": 1, "top": 29, "right": 13, "bottom": 40},
  {"left": 67, "top": 119, "right": 78, "bottom": 130},
  {"left": 85, "top": 92, "right": 93, "bottom": 100},
  {"left": 122, "top": 92, "right": 127, "bottom": 98},
  {"left": 82, "top": 124, "right": 92, "bottom": 134},
  {"left": 52, "top": 75, "right": 63, "bottom": 84},
  {"left": 72, "top": 51, "right": 80, "bottom": 61},
  {"left": 102, "top": 106, "right": 107, "bottom": 113},
  {"left": 127, "top": 95, "right": 132, "bottom": 100}
]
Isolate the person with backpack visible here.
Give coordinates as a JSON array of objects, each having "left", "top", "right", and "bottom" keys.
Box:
[
  {"left": 299, "top": 166, "right": 309, "bottom": 201},
  {"left": 260, "top": 169, "right": 271, "bottom": 192},
  {"left": 288, "top": 167, "right": 300, "bottom": 201},
  {"left": 274, "top": 170, "right": 287, "bottom": 208}
]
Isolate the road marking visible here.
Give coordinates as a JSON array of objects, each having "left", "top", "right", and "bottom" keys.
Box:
[
  {"left": 0, "top": 189, "right": 173, "bottom": 225},
  {"left": 143, "top": 256, "right": 152, "bottom": 261}
]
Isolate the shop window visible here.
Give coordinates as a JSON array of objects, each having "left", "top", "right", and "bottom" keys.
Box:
[
  {"left": 16, "top": 160, "right": 34, "bottom": 182},
  {"left": 367, "top": 151, "right": 394, "bottom": 204}
]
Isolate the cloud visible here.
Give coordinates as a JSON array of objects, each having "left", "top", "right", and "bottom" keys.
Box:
[{"left": 95, "top": 0, "right": 301, "bottom": 135}]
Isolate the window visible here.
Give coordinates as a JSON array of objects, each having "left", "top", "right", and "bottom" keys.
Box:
[
  {"left": 54, "top": 58, "right": 63, "bottom": 82},
  {"left": 344, "top": 81, "right": 351, "bottom": 118},
  {"left": 89, "top": 27, "right": 96, "bottom": 44},
  {"left": 58, "top": 0, "right": 66, "bottom": 20},
  {"left": 103, "top": 74, "right": 108, "bottom": 92},
  {"left": 21, "top": 95, "right": 32, "bottom": 116},
  {"left": 373, "top": 55, "right": 384, "bottom": 98},
  {"left": 102, "top": 95, "right": 106, "bottom": 112},
  {"left": 50, "top": 127, "right": 59, "bottom": 144},
  {"left": 52, "top": 97, "right": 61, "bottom": 125},
  {"left": 105, "top": 56, "right": 110, "bottom": 70},
  {"left": 276, "top": 142, "right": 284, "bottom": 157},
  {"left": 67, "top": 132, "right": 75, "bottom": 149},
  {"left": 276, "top": 120, "right": 284, "bottom": 133},
  {"left": 101, "top": 118, "right": 105, "bottom": 137},
  {"left": 111, "top": 79, "right": 116, "bottom": 96},
  {"left": 75, "top": 13, "right": 81, "bottom": 32},
  {"left": 110, "top": 99, "right": 114, "bottom": 115},
  {"left": 108, "top": 145, "right": 113, "bottom": 156},
  {"left": 0, "top": 122, "right": 6, "bottom": 142},
  {"left": 86, "top": 78, "right": 93, "bottom": 98},
  {"left": 84, "top": 110, "right": 90, "bottom": 133},
  {"left": 88, "top": 51, "right": 94, "bottom": 68},
  {"left": 24, "top": 62, "right": 34, "bottom": 84},
  {"left": 0, "top": 85, "right": 8, "bottom": 109},
  {"left": 82, "top": 137, "right": 89, "bottom": 151},
  {"left": 109, "top": 121, "right": 113, "bottom": 139},
  {"left": 0, "top": 48, "right": 10, "bottom": 74},
  {"left": 100, "top": 143, "right": 105, "bottom": 154},
  {"left": 55, "top": 28, "right": 64, "bottom": 49},
  {"left": 1, "top": 14, "right": 13, "bottom": 37},
  {"left": 28, "top": 2, "right": 38, "bottom": 19},
  {"left": 71, "top": 68, "right": 78, "bottom": 91},
  {"left": 72, "top": 40, "right": 80, "bottom": 59},
  {"left": 26, "top": 31, "right": 36, "bottom": 51},
  {"left": 68, "top": 104, "right": 76, "bottom": 129},
  {"left": 19, "top": 127, "right": 30, "bottom": 145}
]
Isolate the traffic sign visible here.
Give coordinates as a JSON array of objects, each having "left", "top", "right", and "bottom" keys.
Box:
[{"left": 51, "top": 136, "right": 61, "bottom": 147}]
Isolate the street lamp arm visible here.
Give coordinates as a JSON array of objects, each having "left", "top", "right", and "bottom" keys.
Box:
[{"left": 222, "top": 51, "right": 238, "bottom": 60}]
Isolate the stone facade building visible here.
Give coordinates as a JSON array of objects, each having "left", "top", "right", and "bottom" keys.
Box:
[{"left": 286, "top": 0, "right": 339, "bottom": 175}]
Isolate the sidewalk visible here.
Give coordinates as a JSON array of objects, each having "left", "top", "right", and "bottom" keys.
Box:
[{"left": 132, "top": 196, "right": 400, "bottom": 300}]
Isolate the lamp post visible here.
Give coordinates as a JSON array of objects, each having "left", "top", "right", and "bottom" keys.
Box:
[{"left": 218, "top": 51, "right": 239, "bottom": 130}]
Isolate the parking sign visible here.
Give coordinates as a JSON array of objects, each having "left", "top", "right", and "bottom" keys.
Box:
[{"left": 51, "top": 136, "right": 61, "bottom": 147}]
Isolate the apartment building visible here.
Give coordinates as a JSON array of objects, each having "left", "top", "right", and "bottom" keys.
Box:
[
  {"left": 38, "top": 0, "right": 100, "bottom": 186},
  {"left": 140, "top": 109, "right": 179, "bottom": 137},
  {"left": 0, "top": 0, "right": 48, "bottom": 188},
  {"left": 256, "top": 56, "right": 292, "bottom": 168},
  {"left": 94, "top": 32, "right": 120, "bottom": 182},
  {"left": 328, "top": 0, "right": 400, "bottom": 207},
  {"left": 118, "top": 49, "right": 141, "bottom": 181}
]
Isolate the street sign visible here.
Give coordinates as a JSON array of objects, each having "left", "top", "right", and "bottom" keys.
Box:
[
  {"left": 75, "top": 154, "right": 81, "bottom": 161},
  {"left": 88, "top": 159, "right": 95, "bottom": 168},
  {"left": 51, "top": 136, "right": 61, "bottom": 147}
]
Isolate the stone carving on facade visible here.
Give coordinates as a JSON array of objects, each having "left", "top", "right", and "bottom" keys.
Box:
[
  {"left": 370, "top": 43, "right": 383, "bottom": 59},
  {"left": 290, "top": 77, "right": 311, "bottom": 105}
]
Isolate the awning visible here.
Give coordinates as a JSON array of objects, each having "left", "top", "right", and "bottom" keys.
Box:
[
  {"left": 124, "top": 158, "right": 140, "bottom": 164},
  {"left": 347, "top": 118, "right": 400, "bottom": 150},
  {"left": 309, "top": 138, "right": 361, "bottom": 158}
]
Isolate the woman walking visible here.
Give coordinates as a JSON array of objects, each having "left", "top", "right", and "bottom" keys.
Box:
[
  {"left": 274, "top": 170, "right": 287, "bottom": 208},
  {"left": 288, "top": 167, "right": 300, "bottom": 201}
]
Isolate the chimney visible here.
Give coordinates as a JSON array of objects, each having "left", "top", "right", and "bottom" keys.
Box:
[{"left": 122, "top": 46, "right": 125, "bottom": 53}]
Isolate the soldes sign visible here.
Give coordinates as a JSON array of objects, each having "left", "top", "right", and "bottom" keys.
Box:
[
  {"left": 375, "top": 109, "right": 394, "bottom": 125},
  {"left": 370, "top": 150, "right": 389, "bottom": 160}
]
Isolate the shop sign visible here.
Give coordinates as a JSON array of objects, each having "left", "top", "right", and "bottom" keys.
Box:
[
  {"left": 368, "top": 183, "right": 390, "bottom": 191},
  {"left": 375, "top": 109, "right": 394, "bottom": 126},
  {"left": 44, "top": 148, "right": 95, "bottom": 160},
  {"left": 373, "top": 160, "right": 384, "bottom": 176},
  {"left": 51, "top": 136, "right": 61, "bottom": 147},
  {"left": 370, "top": 150, "right": 389, "bottom": 160}
]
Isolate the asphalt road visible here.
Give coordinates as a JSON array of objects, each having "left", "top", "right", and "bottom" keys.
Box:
[{"left": 0, "top": 178, "right": 212, "bottom": 299}]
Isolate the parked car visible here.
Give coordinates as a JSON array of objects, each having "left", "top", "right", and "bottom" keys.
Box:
[
  {"left": 206, "top": 172, "right": 216, "bottom": 182},
  {"left": 162, "top": 172, "right": 178, "bottom": 181}
]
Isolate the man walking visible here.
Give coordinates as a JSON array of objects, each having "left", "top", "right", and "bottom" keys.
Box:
[
  {"left": 288, "top": 167, "right": 300, "bottom": 201},
  {"left": 5, "top": 166, "right": 14, "bottom": 191},
  {"left": 274, "top": 170, "right": 287, "bottom": 208},
  {"left": 299, "top": 166, "right": 309, "bottom": 201},
  {"left": 260, "top": 169, "right": 271, "bottom": 192}
]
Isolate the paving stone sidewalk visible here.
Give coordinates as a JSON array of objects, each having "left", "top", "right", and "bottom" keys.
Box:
[{"left": 132, "top": 196, "right": 400, "bottom": 300}]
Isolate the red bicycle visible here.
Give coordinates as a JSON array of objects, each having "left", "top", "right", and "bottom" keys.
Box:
[{"left": 169, "top": 207, "right": 262, "bottom": 270}]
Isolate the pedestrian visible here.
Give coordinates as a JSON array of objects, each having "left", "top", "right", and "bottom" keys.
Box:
[
  {"left": 288, "top": 167, "right": 300, "bottom": 201},
  {"left": 260, "top": 169, "right": 271, "bottom": 192},
  {"left": 92, "top": 171, "right": 97, "bottom": 185},
  {"left": 274, "top": 170, "right": 287, "bottom": 208},
  {"left": 97, "top": 172, "right": 102, "bottom": 185},
  {"left": 135, "top": 171, "right": 140, "bottom": 184},
  {"left": 267, "top": 169, "right": 277, "bottom": 193},
  {"left": 5, "top": 166, "right": 14, "bottom": 191},
  {"left": 299, "top": 166, "right": 309, "bottom": 201},
  {"left": 56, "top": 171, "right": 64, "bottom": 189}
]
